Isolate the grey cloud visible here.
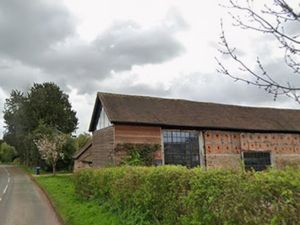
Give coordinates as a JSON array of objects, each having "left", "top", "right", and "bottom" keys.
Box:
[
  {"left": 166, "top": 72, "right": 298, "bottom": 107},
  {"left": 33, "top": 19, "right": 185, "bottom": 94},
  {"left": 0, "top": 0, "right": 75, "bottom": 60},
  {"left": 39, "top": 22, "right": 183, "bottom": 76},
  {"left": 261, "top": 59, "right": 300, "bottom": 86},
  {"left": 0, "top": 60, "right": 42, "bottom": 92},
  {"left": 163, "top": 7, "right": 189, "bottom": 31},
  {"left": 285, "top": 20, "right": 300, "bottom": 36},
  {"left": 97, "top": 77, "right": 171, "bottom": 98},
  {"left": 95, "top": 70, "right": 297, "bottom": 108},
  {"left": 93, "top": 21, "right": 184, "bottom": 65},
  {"left": 0, "top": 0, "right": 186, "bottom": 95}
]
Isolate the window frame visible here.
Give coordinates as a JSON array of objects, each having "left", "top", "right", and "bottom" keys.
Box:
[
  {"left": 241, "top": 151, "right": 272, "bottom": 171},
  {"left": 162, "top": 129, "right": 202, "bottom": 168}
]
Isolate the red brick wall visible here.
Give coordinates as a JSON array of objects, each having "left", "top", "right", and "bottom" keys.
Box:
[
  {"left": 204, "top": 130, "right": 300, "bottom": 169},
  {"left": 241, "top": 133, "right": 300, "bottom": 168},
  {"left": 204, "top": 131, "right": 242, "bottom": 169}
]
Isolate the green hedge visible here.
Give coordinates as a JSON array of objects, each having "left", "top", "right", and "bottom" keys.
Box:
[{"left": 74, "top": 166, "right": 300, "bottom": 225}]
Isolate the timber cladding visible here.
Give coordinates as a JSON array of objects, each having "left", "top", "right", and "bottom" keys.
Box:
[
  {"left": 92, "top": 126, "right": 115, "bottom": 167},
  {"left": 114, "top": 124, "right": 162, "bottom": 164},
  {"left": 114, "top": 124, "right": 161, "bottom": 145},
  {"left": 74, "top": 144, "right": 92, "bottom": 171}
]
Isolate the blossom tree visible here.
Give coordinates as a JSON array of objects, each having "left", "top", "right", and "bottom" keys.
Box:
[{"left": 35, "top": 133, "right": 66, "bottom": 175}]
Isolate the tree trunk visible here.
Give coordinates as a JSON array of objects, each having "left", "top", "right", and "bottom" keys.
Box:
[{"left": 52, "top": 162, "right": 56, "bottom": 176}]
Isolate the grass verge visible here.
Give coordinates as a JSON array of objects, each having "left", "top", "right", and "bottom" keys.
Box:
[{"left": 36, "top": 175, "right": 121, "bottom": 225}]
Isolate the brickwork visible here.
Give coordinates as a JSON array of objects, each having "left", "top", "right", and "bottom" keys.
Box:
[
  {"left": 274, "top": 154, "right": 300, "bottom": 168},
  {"left": 206, "top": 154, "right": 242, "bottom": 169},
  {"left": 204, "top": 131, "right": 242, "bottom": 169},
  {"left": 92, "top": 126, "right": 115, "bottom": 167},
  {"left": 204, "top": 130, "right": 300, "bottom": 169},
  {"left": 241, "top": 133, "right": 300, "bottom": 168},
  {"left": 241, "top": 133, "right": 300, "bottom": 153}
]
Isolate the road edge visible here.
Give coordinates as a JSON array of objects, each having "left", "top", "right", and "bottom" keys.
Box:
[{"left": 21, "top": 168, "right": 66, "bottom": 225}]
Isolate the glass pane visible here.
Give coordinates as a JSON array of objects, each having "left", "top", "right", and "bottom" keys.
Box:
[
  {"left": 243, "top": 152, "right": 271, "bottom": 171},
  {"left": 163, "top": 130, "right": 200, "bottom": 168}
]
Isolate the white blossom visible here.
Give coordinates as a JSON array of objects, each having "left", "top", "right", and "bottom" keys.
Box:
[{"left": 34, "top": 133, "right": 66, "bottom": 174}]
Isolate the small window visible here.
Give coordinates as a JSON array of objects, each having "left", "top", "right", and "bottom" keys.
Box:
[{"left": 243, "top": 151, "right": 271, "bottom": 171}]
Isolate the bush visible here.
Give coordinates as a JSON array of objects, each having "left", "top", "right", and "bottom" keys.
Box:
[
  {"left": 182, "top": 169, "right": 300, "bottom": 225},
  {"left": 0, "top": 142, "right": 17, "bottom": 163},
  {"left": 74, "top": 166, "right": 300, "bottom": 225}
]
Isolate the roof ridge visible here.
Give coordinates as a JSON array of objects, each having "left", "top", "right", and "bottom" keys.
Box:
[{"left": 97, "top": 91, "right": 300, "bottom": 112}]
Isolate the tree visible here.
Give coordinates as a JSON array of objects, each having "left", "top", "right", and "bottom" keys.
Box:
[
  {"left": 3, "top": 90, "right": 29, "bottom": 163},
  {"left": 26, "top": 83, "right": 78, "bottom": 133},
  {"left": 34, "top": 124, "right": 67, "bottom": 175},
  {"left": 216, "top": 0, "right": 300, "bottom": 102},
  {"left": 76, "top": 133, "right": 92, "bottom": 149},
  {"left": 3, "top": 82, "right": 78, "bottom": 167},
  {"left": 59, "top": 135, "right": 77, "bottom": 171}
]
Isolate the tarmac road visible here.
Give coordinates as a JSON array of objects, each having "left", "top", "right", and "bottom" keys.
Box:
[{"left": 0, "top": 165, "right": 61, "bottom": 225}]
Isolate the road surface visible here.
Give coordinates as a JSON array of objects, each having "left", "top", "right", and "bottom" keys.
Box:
[{"left": 0, "top": 165, "right": 61, "bottom": 225}]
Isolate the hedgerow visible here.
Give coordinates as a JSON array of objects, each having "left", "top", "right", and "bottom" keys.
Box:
[{"left": 74, "top": 166, "right": 300, "bottom": 225}]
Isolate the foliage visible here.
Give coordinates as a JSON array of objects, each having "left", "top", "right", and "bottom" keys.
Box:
[
  {"left": 74, "top": 166, "right": 300, "bottom": 225},
  {"left": 76, "top": 133, "right": 92, "bottom": 149},
  {"left": 217, "top": 0, "right": 300, "bottom": 102},
  {"left": 0, "top": 142, "right": 17, "bottom": 163},
  {"left": 116, "top": 144, "right": 160, "bottom": 166},
  {"left": 3, "top": 82, "right": 78, "bottom": 167},
  {"left": 26, "top": 83, "right": 78, "bottom": 133},
  {"left": 59, "top": 135, "right": 78, "bottom": 171},
  {"left": 3, "top": 90, "right": 29, "bottom": 163},
  {"left": 34, "top": 125, "right": 67, "bottom": 175},
  {"left": 36, "top": 175, "right": 120, "bottom": 225}
]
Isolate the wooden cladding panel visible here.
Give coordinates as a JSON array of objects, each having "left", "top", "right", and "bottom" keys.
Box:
[
  {"left": 92, "top": 126, "right": 114, "bottom": 167},
  {"left": 115, "top": 125, "right": 161, "bottom": 144}
]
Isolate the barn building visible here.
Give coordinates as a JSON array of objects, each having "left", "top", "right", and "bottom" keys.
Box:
[{"left": 74, "top": 92, "right": 300, "bottom": 171}]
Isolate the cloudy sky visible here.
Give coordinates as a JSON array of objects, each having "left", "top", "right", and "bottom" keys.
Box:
[{"left": 0, "top": 0, "right": 299, "bottom": 137}]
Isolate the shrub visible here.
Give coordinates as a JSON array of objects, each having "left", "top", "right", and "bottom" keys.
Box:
[
  {"left": 182, "top": 168, "right": 300, "bottom": 225},
  {"left": 0, "top": 142, "right": 17, "bottom": 163},
  {"left": 74, "top": 166, "right": 300, "bottom": 225}
]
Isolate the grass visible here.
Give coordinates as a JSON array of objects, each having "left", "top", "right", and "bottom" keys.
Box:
[
  {"left": 20, "top": 164, "right": 72, "bottom": 175},
  {"left": 36, "top": 175, "right": 121, "bottom": 225}
]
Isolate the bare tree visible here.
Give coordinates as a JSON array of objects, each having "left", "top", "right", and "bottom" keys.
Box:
[{"left": 216, "top": 0, "right": 300, "bottom": 102}]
